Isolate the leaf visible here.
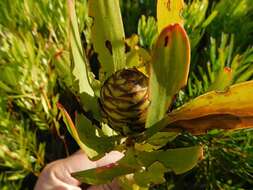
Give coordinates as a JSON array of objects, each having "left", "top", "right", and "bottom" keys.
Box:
[
  {"left": 73, "top": 146, "right": 203, "bottom": 185},
  {"left": 73, "top": 161, "right": 136, "bottom": 185},
  {"left": 89, "top": 0, "right": 126, "bottom": 80},
  {"left": 57, "top": 103, "right": 121, "bottom": 159},
  {"left": 157, "top": 0, "right": 184, "bottom": 33},
  {"left": 137, "top": 146, "right": 203, "bottom": 174},
  {"left": 68, "top": 0, "right": 100, "bottom": 115},
  {"left": 68, "top": 0, "right": 94, "bottom": 97},
  {"left": 166, "top": 80, "right": 253, "bottom": 134},
  {"left": 146, "top": 132, "right": 178, "bottom": 146},
  {"left": 135, "top": 132, "right": 179, "bottom": 152},
  {"left": 138, "top": 15, "right": 158, "bottom": 49},
  {"left": 126, "top": 47, "right": 151, "bottom": 76},
  {"left": 57, "top": 103, "right": 98, "bottom": 158},
  {"left": 146, "top": 24, "right": 190, "bottom": 128},
  {"left": 208, "top": 67, "right": 233, "bottom": 92},
  {"left": 75, "top": 113, "right": 122, "bottom": 158},
  {"left": 168, "top": 80, "right": 253, "bottom": 121},
  {"left": 0, "top": 66, "right": 18, "bottom": 88},
  {"left": 134, "top": 162, "right": 167, "bottom": 187},
  {"left": 167, "top": 114, "right": 253, "bottom": 135}
]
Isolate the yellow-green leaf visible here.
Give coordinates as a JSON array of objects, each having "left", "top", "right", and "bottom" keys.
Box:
[
  {"left": 168, "top": 81, "right": 253, "bottom": 121},
  {"left": 146, "top": 24, "right": 190, "bottom": 128},
  {"left": 166, "top": 80, "right": 253, "bottom": 134},
  {"left": 58, "top": 103, "right": 121, "bottom": 159},
  {"left": 68, "top": 0, "right": 94, "bottom": 97},
  {"left": 134, "top": 162, "right": 167, "bottom": 187},
  {"left": 89, "top": 0, "right": 126, "bottom": 80},
  {"left": 157, "top": 0, "right": 185, "bottom": 33},
  {"left": 57, "top": 103, "right": 98, "bottom": 158},
  {"left": 72, "top": 146, "right": 203, "bottom": 185}
]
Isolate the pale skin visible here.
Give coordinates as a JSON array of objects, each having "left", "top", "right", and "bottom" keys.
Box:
[{"left": 34, "top": 150, "right": 124, "bottom": 190}]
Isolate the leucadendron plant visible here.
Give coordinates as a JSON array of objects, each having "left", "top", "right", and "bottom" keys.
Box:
[{"left": 58, "top": 0, "right": 253, "bottom": 189}]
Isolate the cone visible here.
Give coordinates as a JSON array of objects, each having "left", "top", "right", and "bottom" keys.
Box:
[{"left": 100, "top": 68, "right": 150, "bottom": 134}]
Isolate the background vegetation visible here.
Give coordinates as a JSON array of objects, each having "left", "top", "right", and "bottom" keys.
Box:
[{"left": 0, "top": 0, "right": 252, "bottom": 189}]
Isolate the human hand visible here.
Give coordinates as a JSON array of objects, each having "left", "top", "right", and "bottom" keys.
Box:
[{"left": 34, "top": 150, "right": 124, "bottom": 190}]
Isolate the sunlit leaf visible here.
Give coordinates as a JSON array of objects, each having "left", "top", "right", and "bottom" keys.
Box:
[
  {"left": 58, "top": 103, "right": 122, "bottom": 159},
  {"left": 68, "top": 0, "right": 100, "bottom": 116},
  {"left": 126, "top": 47, "right": 151, "bottom": 76},
  {"left": 166, "top": 81, "right": 253, "bottom": 134},
  {"left": 57, "top": 103, "right": 98, "bottom": 158},
  {"left": 138, "top": 15, "right": 158, "bottom": 49},
  {"left": 146, "top": 24, "right": 190, "bottom": 128},
  {"left": 168, "top": 80, "right": 253, "bottom": 121},
  {"left": 68, "top": 0, "right": 94, "bottom": 96},
  {"left": 157, "top": 0, "right": 184, "bottom": 33},
  {"left": 75, "top": 113, "right": 123, "bottom": 158},
  {"left": 89, "top": 0, "right": 126, "bottom": 80}
]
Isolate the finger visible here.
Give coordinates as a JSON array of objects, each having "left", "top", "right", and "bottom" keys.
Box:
[
  {"left": 95, "top": 151, "right": 124, "bottom": 167},
  {"left": 63, "top": 150, "right": 97, "bottom": 173},
  {"left": 34, "top": 162, "right": 82, "bottom": 190}
]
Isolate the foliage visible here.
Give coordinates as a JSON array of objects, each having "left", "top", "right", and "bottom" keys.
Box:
[
  {"left": 65, "top": 0, "right": 253, "bottom": 189},
  {"left": 0, "top": 98, "right": 45, "bottom": 190},
  {"left": 0, "top": 0, "right": 86, "bottom": 188},
  {"left": 0, "top": 0, "right": 252, "bottom": 189}
]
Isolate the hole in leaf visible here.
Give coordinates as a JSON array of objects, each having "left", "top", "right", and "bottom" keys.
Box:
[
  {"left": 124, "top": 42, "right": 131, "bottom": 53},
  {"left": 105, "top": 40, "right": 113, "bottom": 55},
  {"left": 164, "top": 36, "right": 169, "bottom": 46},
  {"left": 166, "top": 0, "right": 171, "bottom": 11}
]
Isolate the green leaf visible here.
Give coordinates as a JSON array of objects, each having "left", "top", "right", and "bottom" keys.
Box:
[
  {"left": 136, "top": 146, "right": 203, "bottom": 174},
  {"left": 0, "top": 66, "right": 18, "bottom": 88},
  {"left": 138, "top": 15, "right": 158, "bottom": 49},
  {"left": 58, "top": 103, "right": 121, "bottom": 159},
  {"left": 89, "top": 0, "right": 126, "bottom": 80},
  {"left": 135, "top": 132, "right": 179, "bottom": 152},
  {"left": 68, "top": 0, "right": 100, "bottom": 117},
  {"left": 157, "top": 0, "right": 184, "bottom": 33},
  {"left": 75, "top": 113, "right": 122, "bottom": 159},
  {"left": 57, "top": 103, "right": 98, "bottom": 158},
  {"left": 134, "top": 162, "right": 167, "bottom": 187},
  {"left": 146, "top": 132, "right": 178, "bottom": 146},
  {"left": 68, "top": 0, "right": 94, "bottom": 97},
  {"left": 73, "top": 146, "right": 203, "bottom": 185},
  {"left": 146, "top": 24, "right": 190, "bottom": 128},
  {"left": 156, "top": 146, "right": 203, "bottom": 174}
]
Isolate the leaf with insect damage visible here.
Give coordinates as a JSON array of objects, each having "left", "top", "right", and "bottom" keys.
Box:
[
  {"left": 146, "top": 24, "right": 190, "bottom": 128},
  {"left": 89, "top": 0, "right": 126, "bottom": 81},
  {"left": 68, "top": 0, "right": 100, "bottom": 117},
  {"left": 166, "top": 80, "right": 253, "bottom": 134},
  {"left": 157, "top": 0, "right": 184, "bottom": 33}
]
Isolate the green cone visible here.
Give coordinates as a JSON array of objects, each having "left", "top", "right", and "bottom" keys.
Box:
[{"left": 100, "top": 68, "right": 150, "bottom": 134}]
